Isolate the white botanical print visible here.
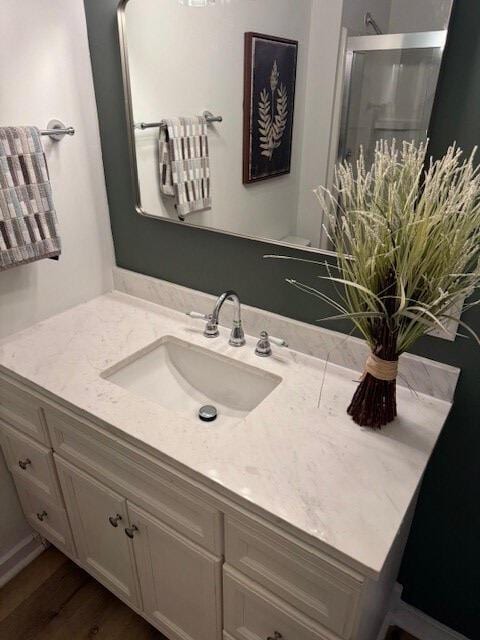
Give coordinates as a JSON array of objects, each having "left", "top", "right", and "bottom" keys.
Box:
[{"left": 258, "top": 60, "right": 288, "bottom": 160}]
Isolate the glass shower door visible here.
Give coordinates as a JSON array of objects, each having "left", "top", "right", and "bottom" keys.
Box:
[{"left": 338, "top": 31, "right": 447, "bottom": 166}]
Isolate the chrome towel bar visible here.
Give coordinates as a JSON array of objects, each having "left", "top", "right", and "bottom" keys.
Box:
[{"left": 135, "top": 110, "right": 223, "bottom": 130}]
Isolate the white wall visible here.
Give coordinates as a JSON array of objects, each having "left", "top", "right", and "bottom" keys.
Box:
[
  {"left": 296, "top": 0, "right": 344, "bottom": 246},
  {"left": 0, "top": 0, "right": 114, "bottom": 571},
  {"left": 389, "top": 0, "right": 453, "bottom": 32},
  {"left": 0, "top": 0, "right": 113, "bottom": 340},
  {"left": 126, "top": 0, "right": 314, "bottom": 243}
]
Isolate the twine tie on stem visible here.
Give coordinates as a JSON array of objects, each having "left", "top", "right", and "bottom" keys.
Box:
[{"left": 364, "top": 353, "right": 398, "bottom": 382}]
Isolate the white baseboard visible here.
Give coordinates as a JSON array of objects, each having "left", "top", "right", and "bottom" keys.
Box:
[
  {"left": 0, "top": 533, "right": 45, "bottom": 588},
  {"left": 377, "top": 583, "right": 471, "bottom": 640}
]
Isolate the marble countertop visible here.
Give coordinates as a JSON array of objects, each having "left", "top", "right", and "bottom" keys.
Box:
[{"left": 0, "top": 291, "right": 454, "bottom": 577}]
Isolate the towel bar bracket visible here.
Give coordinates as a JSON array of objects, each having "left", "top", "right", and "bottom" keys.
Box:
[{"left": 40, "top": 119, "right": 75, "bottom": 141}]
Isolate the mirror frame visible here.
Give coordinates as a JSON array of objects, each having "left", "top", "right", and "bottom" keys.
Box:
[{"left": 116, "top": 0, "right": 337, "bottom": 257}]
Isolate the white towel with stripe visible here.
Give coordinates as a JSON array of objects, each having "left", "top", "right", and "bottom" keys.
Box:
[{"left": 158, "top": 116, "right": 211, "bottom": 220}]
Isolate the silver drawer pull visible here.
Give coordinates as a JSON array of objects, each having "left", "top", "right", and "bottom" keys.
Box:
[
  {"left": 124, "top": 524, "right": 139, "bottom": 539},
  {"left": 108, "top": 514, "right": 122, "bottom": 528},
  {"left": 267, "top": 634, "right": 283, "bottom": 640},
  {"left": 18, "top": 458, "right": 32, "bottom": 470},
  {"left": 36, "top": 510, "right": 48, "bottom": 522}
]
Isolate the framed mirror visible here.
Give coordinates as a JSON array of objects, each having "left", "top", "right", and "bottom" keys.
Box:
[{"left": 118, "top": 0, "right": 454, "bottom": 254}]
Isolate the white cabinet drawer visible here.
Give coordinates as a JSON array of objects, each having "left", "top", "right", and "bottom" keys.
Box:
[
  {"left": 15, "top": 479, "right": 75, "bottom": 557},
  {"left": 45, "top": 406, "right": 223, "bottom": 554},
  {"left": 0, "top": 377, "right": 48, "bottom": 445},
  {"left": 0, "top": 421, "right": 62, "bottom": 504},
  {"left": 225, "top": 517, "right": 362, "bottom": 639},
  {"left": 224, "top": 566, "right": 337, "bottom": 640}
]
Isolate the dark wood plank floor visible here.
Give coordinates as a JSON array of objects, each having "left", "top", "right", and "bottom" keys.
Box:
[
  {"left": 0, "top": 547, "right": 166, "bottom": 639},
  {"left": 1, "top": 547, "right": 419, "bottom": 640}
]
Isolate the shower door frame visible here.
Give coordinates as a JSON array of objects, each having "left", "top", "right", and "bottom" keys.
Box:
[{"left": 337, "top": 30, "right": 448, "bottom": 164}]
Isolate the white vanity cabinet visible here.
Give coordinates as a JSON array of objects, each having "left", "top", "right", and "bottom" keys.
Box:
[
  {"left": 0, "top": 377, "right": 50, "bottom": 444},
  {"left": 0, "top": 381, "right": 75, "bottom": 559},
  {"left": 0, "top": 420, "right": 62, "bottom": 503},
  {"left": 55, "top": 456, "right": 142, "bottom": 609},
  {"left": 128, "top": 502, "right": 222, "bottom": 640},
  {"left": 224, "top": 517, "right": 362, "bottom": 639},
  {"left": 14, "top": 478, "right": 75, "bottom": 557},
  {"left": 224, "top": 566, "right": 334, "bottom": 640},
  {"left": 55, "top": 456, "right": 222, "bottom": 640},
  {"left": 0, "top": 374, "right": 396, "bottom": 640}
]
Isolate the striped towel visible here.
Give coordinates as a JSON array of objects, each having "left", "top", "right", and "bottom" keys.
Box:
[
  {"left": 0, "top": 127, "right": 61, "bottom": 271},
  {"left": 158, "top": 116, "right": 211, "bottom": 220}
]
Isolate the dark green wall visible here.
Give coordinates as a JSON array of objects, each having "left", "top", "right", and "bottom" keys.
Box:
[
  {"left": 84, "top": 1, "right": 480, "bottom": 636},
  {"left": 398, "top": 2, "right": 480, "bottom": 636}
]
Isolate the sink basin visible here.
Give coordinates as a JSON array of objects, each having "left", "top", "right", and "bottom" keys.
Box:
[{"left": 103, "top": 336, "right": 281, "bottom": 425}]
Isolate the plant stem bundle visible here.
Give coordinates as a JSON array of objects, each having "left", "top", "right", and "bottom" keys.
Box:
[{"left": 273, "top": 141, "right": 480, "bottom": 429}]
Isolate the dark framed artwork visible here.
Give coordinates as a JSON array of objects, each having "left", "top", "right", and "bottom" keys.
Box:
[{"left": 243, "top": 32, "right": 298, "bottom": 184}]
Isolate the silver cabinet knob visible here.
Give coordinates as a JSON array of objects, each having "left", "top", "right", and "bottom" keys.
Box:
[
  {"left": 18, "top": 458, "right": 31, "bottom": 470},
  {"left": 36, "top": 510, "right": 48, "bottom": 522},
  {"left": 267, "top": 633, "right": 283, "bottom": 640},
  {"left": 124, "top": 524, "right": 139, "bottom": 539},
  {"left": 108, "top": 514, "right": 122, "bottom": 528}
]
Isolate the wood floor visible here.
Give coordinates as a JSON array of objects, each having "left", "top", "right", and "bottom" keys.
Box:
[
  {"left": 0, "top": 547, "right": 166, "bottom": 639},
  {"left": 1, "top": 547, "right": 419, "bottom": 640}
]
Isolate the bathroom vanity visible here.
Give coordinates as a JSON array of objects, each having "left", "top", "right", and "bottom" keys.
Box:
[{"left": 0, "top": 276, "right": 458, "bottom": 640}]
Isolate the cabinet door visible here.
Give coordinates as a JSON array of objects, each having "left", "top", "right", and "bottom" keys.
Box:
[
  {"left": 15, "top": 478, "right": 76, "bottom": 557},
  {"left": 55, "top": 456, "right": 141, "bottom": 608},
  {"left": 128, "top": 502, "right": 222, "bottom": 640}
]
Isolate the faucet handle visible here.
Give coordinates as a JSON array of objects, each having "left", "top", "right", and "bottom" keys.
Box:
[
  {"left": 255, "top": 331, "right": 288, "bottom": 357},
  {"left": 186, "top": 311, "right": 219, "bottom": 339},
  {"left": 186, "top": 311, "right": 209, "bottom": 320},
  {"left": 269, "top": 335, "right": 288, "bottom": 348}
]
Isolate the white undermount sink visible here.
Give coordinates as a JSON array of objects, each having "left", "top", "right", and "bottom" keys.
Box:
[{"left": 103, "top": 336, "right": 281, "bottom": 425}]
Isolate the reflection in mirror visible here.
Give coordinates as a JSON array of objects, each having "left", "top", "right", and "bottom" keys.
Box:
[{"left": 119, "top": 0, "right": 453, "bottom": 252}]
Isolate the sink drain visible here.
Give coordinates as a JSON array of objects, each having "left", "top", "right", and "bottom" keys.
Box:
[{"left": 198, "top": 405, "right": 218, "bottom": 422}]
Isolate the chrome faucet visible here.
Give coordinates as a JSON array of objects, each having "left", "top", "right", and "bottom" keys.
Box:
[{"left": 187, "top": 290, "right": 246, "bottom": 347}]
